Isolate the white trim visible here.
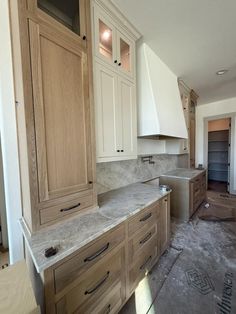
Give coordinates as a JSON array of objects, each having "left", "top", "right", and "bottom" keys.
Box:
[{"left": 0, "top": 0, "right": 24, "bottom": 263}]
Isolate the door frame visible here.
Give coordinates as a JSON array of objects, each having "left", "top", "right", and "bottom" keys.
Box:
[
  {"left": 203, "top": 113, "right": 235, "bottom": 194},
  {"left": 0, "top": 0, "right": 24, "bottom": 263}
]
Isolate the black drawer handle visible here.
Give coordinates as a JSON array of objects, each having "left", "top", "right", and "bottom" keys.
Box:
[
  {"left": 84, "top": 271, "right": 110, "bottom": 295},
  {"left": 84, "top": 243, "right": 110, "bottom": 262},
  {"left": 139, "top": 232, "right": 152, "bottom": 245},
  {"left": 60, "top": 202, "right": 81, "bottom": 212},
  {"left": 139, "top": 212, "right": 152, "bottom": 222},
  {"left": 140, "top": 255, "right": 152, "bottom": 271}
]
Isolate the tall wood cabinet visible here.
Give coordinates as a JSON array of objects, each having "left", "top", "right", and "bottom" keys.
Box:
[
  {"left": 11, "top": 0, "right": 97, "bottom": 232},
  {"left": 91, "top": 0, "right": 140, "bottom": 162},
  {"left": 177, "top": 81, "right": 198, "bottom": 168}
]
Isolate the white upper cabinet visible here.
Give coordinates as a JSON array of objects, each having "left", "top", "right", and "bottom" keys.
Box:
[
  {"left": 93, "top": 3, "right": 135, "bottom": 80},
  {"left": 92, "top": 0, "right": 140, "bottom": 162}
]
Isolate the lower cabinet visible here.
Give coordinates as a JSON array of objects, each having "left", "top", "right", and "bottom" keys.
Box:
[{"left": 44, "top": 196, "right": 170, "bottom": 313}]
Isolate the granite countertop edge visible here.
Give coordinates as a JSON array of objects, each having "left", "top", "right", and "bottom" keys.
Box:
[{"left": 20, "top": 182, "right": 171, "bottom": 273}]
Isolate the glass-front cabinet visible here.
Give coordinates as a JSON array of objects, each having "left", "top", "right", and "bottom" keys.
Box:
[
  {"left": 30, "top": 0, "right": 87, "bottom": 44},
  {"left": 94, "top": 6, "right": 134, "bottom": 79}
]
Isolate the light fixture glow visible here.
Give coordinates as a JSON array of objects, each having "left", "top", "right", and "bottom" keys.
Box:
[
  {"left": 216, "top": 69, "right": 228, "bottom": 76},
  {"left": 102, "top": 30, "right": 111, "bottom": 41}
]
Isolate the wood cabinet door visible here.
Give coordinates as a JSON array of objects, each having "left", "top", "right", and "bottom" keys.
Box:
[
  {"left": 160, "top": 196, "right": 170, "bottom": 254},
  {"left": 28, "top": 19, "right": 93, "bottom": 203},
  {"left": 94, "top": 62, "right": 120, "bottom": 159},
  {"left": 189, "top": 118, "right": 195, "bottom": 168},
  {"left": 118, "top": 76, "right": 137, "bottom": 157}
]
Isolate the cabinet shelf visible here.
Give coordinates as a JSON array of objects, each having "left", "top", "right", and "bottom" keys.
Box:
[{"left": 208, "top": 150, "right": 228, "bottom": 153}]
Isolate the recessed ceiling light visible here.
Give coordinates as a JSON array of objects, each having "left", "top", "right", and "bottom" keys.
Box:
[{"left": 216, "top": 69, "right": 228, "bottom": 76}]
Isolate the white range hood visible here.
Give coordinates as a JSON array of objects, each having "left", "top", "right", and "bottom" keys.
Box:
[{"left": 137, "top": 43, "right": 188, "bottom": 139}]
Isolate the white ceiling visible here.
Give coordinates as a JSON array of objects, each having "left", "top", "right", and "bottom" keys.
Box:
[{"left": 111, "top": 0, "right": 236, "bottom": 104}]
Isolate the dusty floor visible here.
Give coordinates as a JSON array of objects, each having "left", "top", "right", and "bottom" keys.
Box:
[
  {"left": 119, "top": 195, "right": 236, "bottom": 314},
  {"left": 0, "top": 250, "right": 9, "bottom": 270}
]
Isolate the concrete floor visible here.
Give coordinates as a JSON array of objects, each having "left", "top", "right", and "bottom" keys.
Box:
[{"left": 120, "top": 214, "right": 236, "bottom": 314}]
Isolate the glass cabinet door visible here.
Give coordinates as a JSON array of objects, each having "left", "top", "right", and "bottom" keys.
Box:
[
  {"left": 94, "top": 8, "right": 116, "bottom": 65},
  {"left": 117, "top": 31, "right": 134, "bottom": 78},
  {"left": 37, "top": 0, "right": 86, "bottom": 38}
]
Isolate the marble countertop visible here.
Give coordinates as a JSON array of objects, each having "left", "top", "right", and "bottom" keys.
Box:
[
  {"left": 20, "top": 182, "right": 170, "bottom": 273},
  {"left": 160, "top": 168, "right": 205, "bottom": 180}
]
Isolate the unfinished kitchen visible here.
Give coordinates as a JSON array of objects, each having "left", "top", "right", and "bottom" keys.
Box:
[{"left": 0, "top": 0, "right": 235, "bottom": 314}]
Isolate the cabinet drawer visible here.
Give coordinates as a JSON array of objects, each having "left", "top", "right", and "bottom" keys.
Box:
[
  {"left": 56, "top": 249, "right": 123, "bottom": 313},
  {"left": 40, "top": 193, "right": 94, "bottom": 225},
  {"left": 54, "top": 224, "right": 125, "bottom": 294},
  {"left": 128, "top": 202, "right": 159, "bottom": 236},
  {"left": 78, "top": 281, "right": 122, "bottom": 314},
  {"left": 129, "top": 238, "right": 158, "bottom": 293},
  {"left": 128, "top": 224, "right": 158, "bottom": 264}
]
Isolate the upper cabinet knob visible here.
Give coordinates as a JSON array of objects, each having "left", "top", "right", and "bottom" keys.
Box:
[
  {"left": 114, "top": 60, "right": 118, "bottom": 63},
  {"left": 118, "top": 62, "right": 121, "bottom": 66},
  {"left": 83, "top": 35, "right": 86, "bottom": 40}
]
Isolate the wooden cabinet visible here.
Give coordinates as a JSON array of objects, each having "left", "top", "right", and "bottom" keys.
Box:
[
  {"left": 160, "top": 170, "right": 206, "bottom": 221},
  {"left": 160, "top": 195, "right": 170, "bottom": 254},
  {"left": 168, "top": 80, "right": 198, "bottom": 168},
  {"left": 43, "top": 196, "right": 170, "bottom": 313},
  {"left": 127, "top": 201, "right": 161, "bottom": 294},
  {"left": 11, "top": 0, "right": 97, "bottom": 232},
  {"left": 91, "top": 0, "right": 140, "bottom": 162}
]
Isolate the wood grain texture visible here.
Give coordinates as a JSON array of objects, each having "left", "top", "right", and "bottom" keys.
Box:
[
  {"left": 54, "top": 224, "right": 125, "bottom": 294},
  {"left": 0, "top": 261, "right": 40, "bottom": 314},
  {"left": 11, "top": 0, "right": 97, "bottom": 232}
]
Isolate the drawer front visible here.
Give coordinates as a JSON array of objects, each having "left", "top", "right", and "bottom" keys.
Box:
[
  {"left": 128, "top": 202, "right": 159, "bottom": 236},
  {"left": 129, "top": 224, "right": 158, "bottom": 264},
  {"left": 40, "top": 193, "right": 94, "bottom": 225},
  {"left": 77, "top": 281, "right": 122, "bottom": 314},
  {"left": 129, "top": 239, "right": 158, "bottom": 293},
  {"left": 54, "top": 224, "right": 125, "bottom": 294},
  {"left": 56, "top": 249, "right": 123, "bottom": 313}
]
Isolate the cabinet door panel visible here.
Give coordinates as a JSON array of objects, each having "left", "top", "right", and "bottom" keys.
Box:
[
  {"left": 118, "top": 77, "right": 137, "bottom": 156},
  {"left": 117, "top": 30, "right": 134, "bottom": 79},
  {"left": 29, "top": 20, "right": 92, "bottom": 202},
  {"left": 93, "top": 6, "right": 117, "bottom": 66},
  {"left": 95, "top": 63, "right": 119, "bottom": 158}
]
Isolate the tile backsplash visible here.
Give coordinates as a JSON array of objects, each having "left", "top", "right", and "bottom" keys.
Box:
[{"left": 96, "top": 154, "right": 188, "bottom": 194}]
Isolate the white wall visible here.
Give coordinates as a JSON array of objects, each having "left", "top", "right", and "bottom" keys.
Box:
[
  {"left": 0, "top": 0, "right": 24, "bottom": 263},
  {"left": 196, "top": 97, "right": 236, "bottom": 194}
]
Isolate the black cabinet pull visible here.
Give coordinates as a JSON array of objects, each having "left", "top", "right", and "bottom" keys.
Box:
[
  {"left": 140, "top": 255, "right": 152, "bottom": 270},
  {"left": 60, "top": 202, "right": 80, "bottom": 212},
  {"left": 164, "top": 199, "right": 167, "bottom": 202},
  {"left": 139, "top": 212, "right": 152, "bottom": 222},
  {"left": 83, "top": 35, "right": 86, "bottom": 40},
  {"left": 89, "top": 181, "right": 93, "bottom": 184},
  {"left": 117, "top": 150, "right": 120, "bottom": 152},
  {"left": 118, "top": 62, "right": 121, "bottom": 66},
  {"left": 139, "top": 232, "right": 152, "bottom": 245},
  {"left": 114, "top": 60, "right": 117, "bottom": 63},
  {"left": 121, "top": 150, "right": 124, "bottom": 152},
  {"left": 84, "top": 271, "right": 110, "bottom": 295},
  {"left": 84, "top": 243, "right": 110, "bottom": 262}
]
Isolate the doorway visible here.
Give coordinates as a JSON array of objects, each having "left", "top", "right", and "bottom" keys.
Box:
[{"left": 207, "top": 118, "right": 230, "bottom": 193}]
